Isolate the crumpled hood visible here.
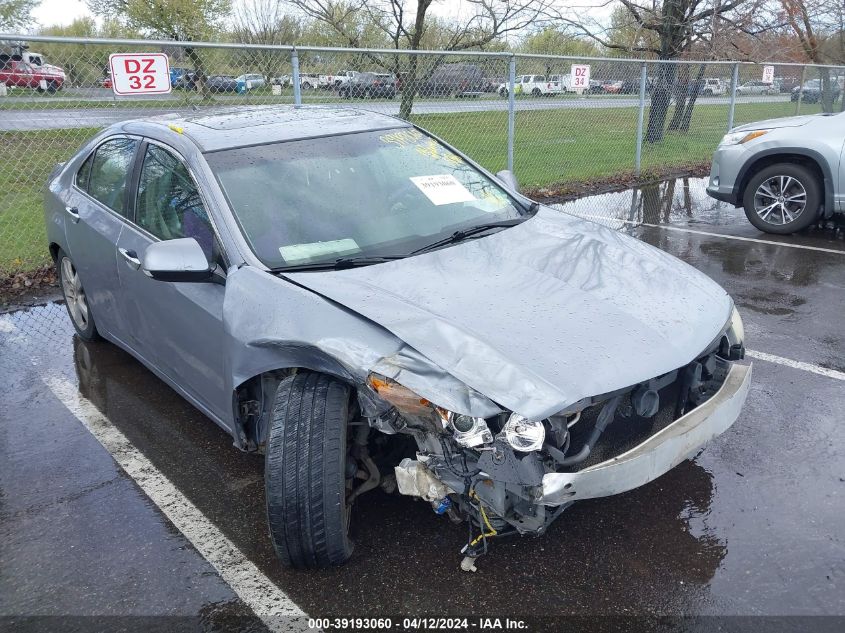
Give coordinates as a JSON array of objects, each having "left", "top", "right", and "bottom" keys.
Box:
[
  {"left": 733, "top": 114, "right": 819, "bottom": 131},
  {"left": 284, "top": 208, "right": 733, "bottom": 419}
]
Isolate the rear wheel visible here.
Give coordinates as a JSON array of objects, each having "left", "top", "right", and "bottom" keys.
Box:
[
  {"left": 265, "top": 372, "right": 354, "bottom": 568},
  {"left": 57, "top": 249, "right": 100, "bottom": 341},
  {"left": 742, "top": 163, "right": 821, "bottom": 234}
]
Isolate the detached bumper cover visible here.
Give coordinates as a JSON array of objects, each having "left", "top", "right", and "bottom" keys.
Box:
[{"left": 540, "top": 362, "right": 752, "bottom": 505}]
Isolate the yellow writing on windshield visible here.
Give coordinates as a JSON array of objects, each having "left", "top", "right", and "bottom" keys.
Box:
[{"left": 380, "top": 128, "right": 464, "bottom": 167}]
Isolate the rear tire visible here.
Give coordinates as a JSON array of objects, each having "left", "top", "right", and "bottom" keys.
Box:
[
  {"left": 265, "top": 372, "right": 354, "bottom": 568},
  {"left": 57, "top": 249, "right": 100, "bottom": 342},
  {"left": 742, "top": 163, "right": 821, "bottom": 234}
]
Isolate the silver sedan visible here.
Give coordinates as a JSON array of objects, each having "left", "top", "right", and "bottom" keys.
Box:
[{"left": 46, "top": 106, "right": 750, "bottom": 570}]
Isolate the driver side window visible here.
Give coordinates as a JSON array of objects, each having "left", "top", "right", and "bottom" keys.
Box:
[{"left": 135, "top": 144, "right": 216, "bottom": 261}]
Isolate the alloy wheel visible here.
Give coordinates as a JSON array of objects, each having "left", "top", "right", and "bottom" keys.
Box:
[
  {"left": 753, "top": 175, "right": 807, "bottom": 226},
  {"left": 61, "top": 257, "right": 89, "bottom": 330}
]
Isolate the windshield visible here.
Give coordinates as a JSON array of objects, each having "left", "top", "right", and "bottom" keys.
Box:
[{"left": 206, "top": 127, "right": 524, "bottom": 269}]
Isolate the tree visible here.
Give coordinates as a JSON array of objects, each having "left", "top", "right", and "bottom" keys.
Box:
[
  {"left": 565, "top": 0, "right": 761, "bottom": 143},
  {"left": 1, "top": 0, "right": 37, "bottom": 32},
  {"left": 285, "top": 0, "right": 558, "bottom": 119},
  {"left": 86, "top": 0, "right": 233, "bottom": 95},
  {"left": 779, "top": 0, "right": 841, "bottom": 112},
  {"left": 232, "top": 0, "right": 303, "bottom": 82},
  {"left": 39, "top": 17, "right": 141, "bottom": 86}
]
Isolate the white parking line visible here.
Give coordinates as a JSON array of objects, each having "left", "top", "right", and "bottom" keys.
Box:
[
  {"left": 43, "top": 375, "right": 306, "bottom": 631},
  {"left": 570, "top": 212, "right": 845, "bottom": 255},
  {"left": 746, "top": 349, "right": 845, "bottom": 381},
  {"left": 640, "top": 223, "right": 845, "bottom": 255}
]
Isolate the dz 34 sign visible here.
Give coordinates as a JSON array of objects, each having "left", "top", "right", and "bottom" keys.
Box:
[{"left": 108, "top": 53, "right": 171, "bottom": 95}]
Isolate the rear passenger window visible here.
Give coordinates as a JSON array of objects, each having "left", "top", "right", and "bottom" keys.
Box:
[{"left": 86, "top": 138, "right": 138, "bottom": 216}]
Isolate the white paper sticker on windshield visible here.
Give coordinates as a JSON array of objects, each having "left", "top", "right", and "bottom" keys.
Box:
[
  {"left": 279, "top": 238, "right": 360, "bottom": 263},
  {"left": 410, "top": 174, "right": 475, "bottom": 206}
]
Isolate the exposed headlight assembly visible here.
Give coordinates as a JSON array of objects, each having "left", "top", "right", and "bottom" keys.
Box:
[
  {"left": 720, "top": 306, "right": 745, "bottom": 360},
  {"left": 440, "top": 410, "right": 493, "bottom": 448},
  {"left": 501, "top": 413, "right": 545, "bottom": 452},
  {"left": 719, "top": 129, "right": 768, "bottom": 146}
]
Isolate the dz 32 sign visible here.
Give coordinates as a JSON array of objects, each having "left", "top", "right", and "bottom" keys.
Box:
[{"left": 108, "top": 53, "right": 171, "bottom": 95}]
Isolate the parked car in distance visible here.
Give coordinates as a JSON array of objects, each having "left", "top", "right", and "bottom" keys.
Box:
[
  {"left": 270, "top": 74, "right": 290, "bottom": 87},
  {"left": 417, "top": 63, "right": 487, "bottom": 97},
  {"left": 172, "top": 71, "right": 200, "bottom": 91},
  {"left": 735, "top": 81, "right": 773, "bottom": 96},
  {"left": 236, "top": 73, "right": 265, "bottom": 93},
  {"left": 707, "top": 111, "right": 845, "bottom": 233},
  {"left": 206, "top": 75, "right": 239, "bottom": 93},
  {"left": 47, "top": 105, "right": 750, "bottom": 571},
  {"left": 170, "top": 67, "right": 190, "bottom": 86},
  {"left": 338, "top": 72, "right": 396, "bottom": 99},
  {"left": 692, "top": 78, "right": 726, "bottom": 96},
  {"left": 299, "top": 74, "right": 320, "bottom": 90},
  {"left": 790, "top": 79, "right": 842, "bottom": 103},
  {"left": 0, "top": 58, "right": 65, "bottom": 93},
  {"left": 319, "top": 70, "right": 359, "bottom": 89}
]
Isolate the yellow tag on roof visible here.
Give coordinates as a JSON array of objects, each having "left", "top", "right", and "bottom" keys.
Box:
[{"left": 168, "top": 124, "right": 184, "bottom": 134}]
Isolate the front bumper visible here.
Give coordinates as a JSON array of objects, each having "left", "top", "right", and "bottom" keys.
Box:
[
  {"left": 540, "top": 362, "right": 752, "bottom": 506},
  {"left": 706, "top": 143, "right": 749, "bottom": 206}
]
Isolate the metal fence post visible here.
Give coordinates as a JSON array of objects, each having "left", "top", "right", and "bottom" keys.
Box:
[
  {"left": 795, "top": 65, "right": 806, "bottom": 115},
  {"left": 635, "top": 62, "right": 647, "bottom": 176},
  {"left": 727, "top": 63, "right": 739, "bottom": 131},
  {"left": 292, "top": 48, "right": 301, "bottom": 107},
  {"left": 507, "top": 55, "right": 516, "bottom": 172}
]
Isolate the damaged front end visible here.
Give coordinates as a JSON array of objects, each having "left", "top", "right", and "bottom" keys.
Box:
[{"left": 357, "top": 310, "right": 751, "bottom": 571}]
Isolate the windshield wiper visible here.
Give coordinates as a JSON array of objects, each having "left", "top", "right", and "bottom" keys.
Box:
[
  {"left": 274, "top": 255, "right": 404, "bottom": 273},
  {"left": 409, "top": 218, "right": 526, "bottom": 256}
]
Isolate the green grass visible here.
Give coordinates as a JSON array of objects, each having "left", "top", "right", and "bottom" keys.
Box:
[
  {"left": 0, "top": 128, "right": 100, "bottom": 273},
  {"left": 0, "top": 99, "right": 825, "bottom": 275},
  {"left": 415, "top": 100, "right": 823, "bottom": 187}
]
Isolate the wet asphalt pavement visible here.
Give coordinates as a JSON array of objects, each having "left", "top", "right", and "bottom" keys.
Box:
[{"left": 2, "top": 177, "right": 844, "bottom": 631}]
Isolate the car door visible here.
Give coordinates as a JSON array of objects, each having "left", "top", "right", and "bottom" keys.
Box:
[
  {"left": 114, "top": 141, "right": 230, "bottom": 424},
  {"left": 62, "top": 136, "right": 141, "bottom": 342}
]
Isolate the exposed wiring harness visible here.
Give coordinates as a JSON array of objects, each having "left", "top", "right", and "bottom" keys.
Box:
[{"left": 468, "top": 489, "right": 497, "bottom": 548}]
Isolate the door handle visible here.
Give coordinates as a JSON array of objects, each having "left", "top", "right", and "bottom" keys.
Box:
[
  {"left": 65, "top": 205, "right": 80, "bottom": 224},
  {"left": 118, "top": 247, "right": 141, "bottom": 270}
]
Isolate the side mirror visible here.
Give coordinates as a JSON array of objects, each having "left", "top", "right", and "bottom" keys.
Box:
[
  {"left": 496, "top": 169, "right": 519, "bottom": 192},
  {"left": 142, "top": 238, "right": 213, "bottom": 283}
]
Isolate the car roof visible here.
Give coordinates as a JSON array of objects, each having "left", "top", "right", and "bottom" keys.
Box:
[{"left": 119, "top": 105, "right": 411, "bottom": 153}]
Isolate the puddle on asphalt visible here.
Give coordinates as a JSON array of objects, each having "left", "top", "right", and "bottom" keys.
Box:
[{"left": 548, "top": 176, "right": 845, "bottom": 246}]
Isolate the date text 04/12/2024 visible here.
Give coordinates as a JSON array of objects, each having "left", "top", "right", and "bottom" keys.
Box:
[{"left": 307, "top": 618, "right": 529, "bottom": 630}]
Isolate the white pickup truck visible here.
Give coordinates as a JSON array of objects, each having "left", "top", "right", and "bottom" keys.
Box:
[
  {"left": 318, "top": 70, "right": 360, "bottom": 89},
  {"left": 499, "top": 74, "right": 565, "bottom": 97}
]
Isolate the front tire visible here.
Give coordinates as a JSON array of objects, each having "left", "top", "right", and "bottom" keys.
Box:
[
  {"left": 742, "top": 163, "right": 821, "bottom": 234},
  {"left": 57, "top": 249, "right": 100, "bottom": 341},
  {"left": 265, "top": 372, "right": 354, "bottom": 568}
]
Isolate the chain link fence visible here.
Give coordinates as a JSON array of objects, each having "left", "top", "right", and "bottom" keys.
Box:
[{"left": 1, "top": 33, "right": 843, "bottom": 280}]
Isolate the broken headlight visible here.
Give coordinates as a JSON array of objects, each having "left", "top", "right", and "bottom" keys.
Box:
[
  {"left": 440, "top": 410, "right": 493, "bottom": 448},
  {"left": 367, "top": 374, "right": 433, "bottom": 417},
  {"left": 501, "top": 413, "right": 545, "bottom": 452},
  {"left": 721, "top": 306, "right": 745, "bottom": 360}
]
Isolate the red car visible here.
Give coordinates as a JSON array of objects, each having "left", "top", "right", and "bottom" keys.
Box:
[{"left": 0, "top": 59, "right": 65, "bottom": 93}]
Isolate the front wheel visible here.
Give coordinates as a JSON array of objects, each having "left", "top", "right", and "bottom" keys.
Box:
[
  {"left": 742, "top": 163, "right": 821, "bottom": 234},
  {"left": 531, "top": 87, "right": 541, "bottom": 97},
  {"left": 265, "top": 372, "right": 354, "bottom": 568},
  {"left": 57, "top": 249, "right": 100, "bottom": 341}
]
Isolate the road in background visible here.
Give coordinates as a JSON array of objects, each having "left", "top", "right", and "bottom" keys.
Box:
[{"left": 0, "top": 93, "right": 793, "bottom": 131}]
